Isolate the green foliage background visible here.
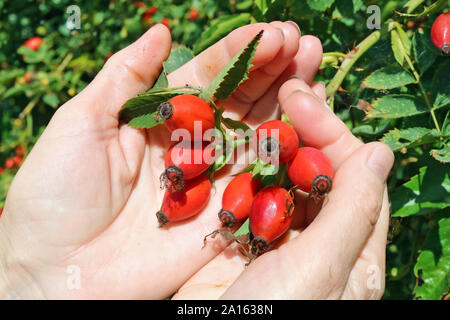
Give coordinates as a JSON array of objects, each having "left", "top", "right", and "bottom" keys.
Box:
[{"left": 0, "top": 0, "right": 449, "bottom": 299}]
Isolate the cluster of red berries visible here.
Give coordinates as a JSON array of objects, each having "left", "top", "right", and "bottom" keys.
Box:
[
  {"left": 2, "top": 146, "right": 25, "bottom": 171},
  {"left": 153, "top": 94, "right": 333, "bottom": 260}
]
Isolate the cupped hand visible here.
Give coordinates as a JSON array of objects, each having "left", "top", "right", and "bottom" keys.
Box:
[{"left": 0, "top": 22, "right": 325, "bottom": 299}]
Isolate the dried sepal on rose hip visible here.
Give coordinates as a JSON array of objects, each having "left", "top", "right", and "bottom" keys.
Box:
[
  {"left": 160, "top": 141, "right": 214, "bottom": 191},
  {"left": 431, "top": 12, "right": 450, "bottom": 55},
  {"left": 249, "top": 186, "right": 295, "bottom": 257},
  {"left": 251, "top": 120, "right": 299, "bottom": 165},
  {"left": 156, "top": 173, "right": 212, "bottom": 227},
  {"left": 218, "top": 173, "right": 262, "bottom": 228},
  {"left": 287, "top": 147, "right": 334, "bottom": 197},
  {"left": 157, "top": 94, "right": 215, "bottom": 137}
]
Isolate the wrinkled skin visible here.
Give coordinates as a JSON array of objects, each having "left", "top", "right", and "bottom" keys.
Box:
[{"left": 0, "top": 22, "right": 393, "bottom": 299}]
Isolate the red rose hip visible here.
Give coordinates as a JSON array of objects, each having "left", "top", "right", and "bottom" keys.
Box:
[
  {"left": 431, "top": 12, "right": 450, "bottom": 54},
  {"left": 287, "top": 147, "right": 333, "bottom": 196},
  {"left": 158, "top": 95, "right": 215, "bottom": 138},
  {"left": 161, "top": 141, "right": 214, "bottom": 191},
  {"left": 251, "top": 120, "right": 299, "bottom": 165},
  {"left": 249, "top": 186, "right": 294, "bottom": 255},
  {"left": 156, "top": 173, "right": 212, "bottom": 226},
  {"left": 24, "top": 37, "right": 43, "bottom": 51},
  {"left": 218, "top": 173, "right": 262, "bottom": 228}
]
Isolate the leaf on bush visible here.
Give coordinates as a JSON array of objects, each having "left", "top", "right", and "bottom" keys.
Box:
[
  {"left": 414, "top": 217, "right": 450, "bottom": 300},
  {"left": 201, "top": 30, "right": 263, "bottom": 102},
  {"left": 431, "top": 146, "right": 450, "bottom": 163},
  {"left": 306, "top": 0, "right": 335, "bottom": 12},
  {"left": 362, "top": 64, "right": 415, "bottom": 90},
  {"left": 367, "top": 94, "right": 428, "bottom": 119},
  {"left": 391, "top": 164, "right": 450, "bottom": 217},
  {"left": 431, "top": 60, "right": 450, "bottom": 109},
  {"left": 153, "top": 46, "right": 194, "bottom": 89},
  {"left": 413, "top": 29, "right": 437, "bottom": 75},
  {"left": 43, "top": 93, "right": 59, "bottom": 108},
  {"left": 119, "top": 90, "right": 196, "bottom": 128},
  {"left": 391, "top": 30, "right": 406, "bottom": 67},
  {"left": 193, "top": 13, "right": 251, "bottom": 55},
  {"left": 253, "top": 0, "right": 288, "bottom": 22},
  {"left": 234, "top": 218, "right": 250, "bottom": 237},
  {"left": 381, "top": 127, "right": 440, "bottom": 152}
]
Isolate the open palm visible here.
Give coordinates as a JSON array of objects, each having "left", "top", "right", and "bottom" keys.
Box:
[{"left": 1, "top": 22, "right": 393, "bottom": 300}]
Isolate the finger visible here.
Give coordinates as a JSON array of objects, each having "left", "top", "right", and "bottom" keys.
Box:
[
  {"left": 72, "top": 24, "right": 171, "bottom": 117},
  {"left": 221, "top": 142, "right": 393, "bottom": 299},
  {"left": 341, "top": 188, "right": 390, "bottom": 299},
  {"left": 168, "top": 23, "right": 285, "bottom": 89},
  {"left": 243, "top": 35, "right": 323, "bottom": 125},
  {"left": 279, "top": 79, "right": 363, "bottom": 169},
  {"left": 311, "top": 81, "right": 327, "bottom": 101}
]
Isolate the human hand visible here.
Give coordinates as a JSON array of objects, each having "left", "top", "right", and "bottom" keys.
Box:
[
  {"left": 173, "top": 77, "right": 394, "bottom": 300},
  {"left": 0, "top": 21, "right": 323, "bottom": 299}
]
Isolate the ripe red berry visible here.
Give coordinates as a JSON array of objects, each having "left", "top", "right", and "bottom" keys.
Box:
[
  {"left": 218, "top": 173, "right": 262, "bottom": 228},
  {"left": 0, "top": 167, "right": 4, "bottom": 175},
  {"left": 249, "top": 186, "right": 294, "bottom": 255},
  {"left": 13, "top": 155, "right": 23, "bottom": 166},
  {"left": 5, "top": 158, "right": 15, "bottom": 169},
  {"left": 158, "top": 94, "right": 215, "bottom": 138},
  {"left": 132, "top": 2, "right": 145, "bottom": 8},
  {"left": 251, "top": 120, "right": 299, "bottom": 165},
  {"left": 287, "top": 147, "right": 333, "bottom": 196},
  {"left": 24, "top": 72, "right": 35, "bottom": 84},
  {"left": 24, "top": 37, "right": 43, "bottom": 51},
  {"left": 162, "top": 17, "right": 170, "bottom": 28},
  {"left": 189, "top": 8, "right": 199, "bottom": 21},
  {"left": 431, "top": 12, "right": 450, "bottom": 54},
  {"left": 161, "top": 141, "right": 214, "bottom": 191},
  {"left": 15, "top": 146, "right": 25, "bottom": 156},
  {"left": 148, "top": 6, "right": 158, "bottom": 14},
  {"left": 156, "top": 173, "right": 212, "bottom": 226}
]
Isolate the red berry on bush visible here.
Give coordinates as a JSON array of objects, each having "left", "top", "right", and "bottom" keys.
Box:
[
  {"left": 249, "top": 186, "right": 294, "bottom": 255},
  {"left": 5, "top": 158, "right": 15, "bottom": 169},
  {"left": 287, "top": 147, "right": 333, "bottom": 196},
  {"left": 24, "top": 72, "right": 35, "bottom": 84},
  {"left": 148, "top": 6, "right": 158, "bottom": 15},
  {"left": 161, "top": 17, "right": 170, "bottom": 28},
  {"left": 158, "top": 94, "right": 215, "bottom": 137},
  {"left": 161, "top": 141, "right": 214, "bottom": 191},
  {"left": 15, "top": 146, "right": 25, "bottom": 156},
  {"left": 104, "top": 52, "right": 114, "bottom": 61},
  {"left": 13, "top": 155, "right": 23, "bottom": 166},
  {"left": 24, "top": 36, "right": 43, "bottom": 51},
  {"left": 431, "top": 12, "right": 450, "bottom": 54},
  {"left": 0, "top": 167, "right": 4, "bottom": 175},
  {"left": 218, "top": 173, "right": 262, "bottom": 228},
  {"left": 132, "top": 2, "right": 146, "bottom": 8},
  {"left": 156, "top": 173, "right": 211, "bottom": 226},
  {"left": 251, "top": 120, "right": 299, "bottom": 165},
  {"left": 189, "top": 8, "right": 199, "bottom": 21}
]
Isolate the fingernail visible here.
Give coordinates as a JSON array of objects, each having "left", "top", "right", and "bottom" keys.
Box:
[
  {"left": 286, "top": 21, "right": 301, "bottom": 34},
  {"left": 367, "top": 145, "right": 394, "bottom": 182}
]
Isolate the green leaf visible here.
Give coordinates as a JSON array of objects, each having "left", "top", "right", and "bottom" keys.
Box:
[
  {"left": 391, "top": 164, "right": 450, "bottom": 217},
  {"left": 119, "top": 90, "right": 197, "bottom": 128},
  {"left": 431, "top": 145, "right": 450, "bottom": 163},
  {"left": 43, "top": 93, "right": 59, "bottom": 108},
  {"left": 153, "top": 46, "right": 195, "bottom": 89},
  {"left": 391, "top": 30, "right": 405, "bottom": 67},
  {"left": 201, "top": 30, "right": 263, "bottom": 102},
  {"left": 253, "top": 0, "right": 288, "bottom": 21},
  {"left": 362, "top": 64, "right": 415, "bottom": 90},
  {"left": 193, "top": 13, "right": 251, "bottom": 55},
  {"left": 396, "top": 24, "right": 411, "bottom": 56},
  {"left": 414, "top": 217, "right": 450, "bottom": 300},
  {"left": 128, "top": 112, "right": 163, "bottom": 129},
  {"left": 234, "top": 218, "right": 251, "bottom": 237},
  {"left": 413, "top": 29, "right": 437, "bottom": 75},
  {"left": 381, "top": 127, "right": 440, "bottom": 152},
  {"left": 367, "top": 94, "right": 428, "bottom": 119},
  {"left": 222, "top": 117, "right": 252, "bottom": 133},
  {"left": 431, "top": 60, "right": 450, "bottom": 108},
  {"left": 306, "top": 0, "right": 335, "bottom": 12}
]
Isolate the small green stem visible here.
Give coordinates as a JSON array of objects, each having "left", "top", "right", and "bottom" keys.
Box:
[
  {"left": 404, "top": 47, "right": 442, "bottom": 135},
  {"left": 395, "top": 0, "right": 448, "bottom": 17},
  {"left": 326, "top": 31, "right": 381, "bottom": 110}
]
